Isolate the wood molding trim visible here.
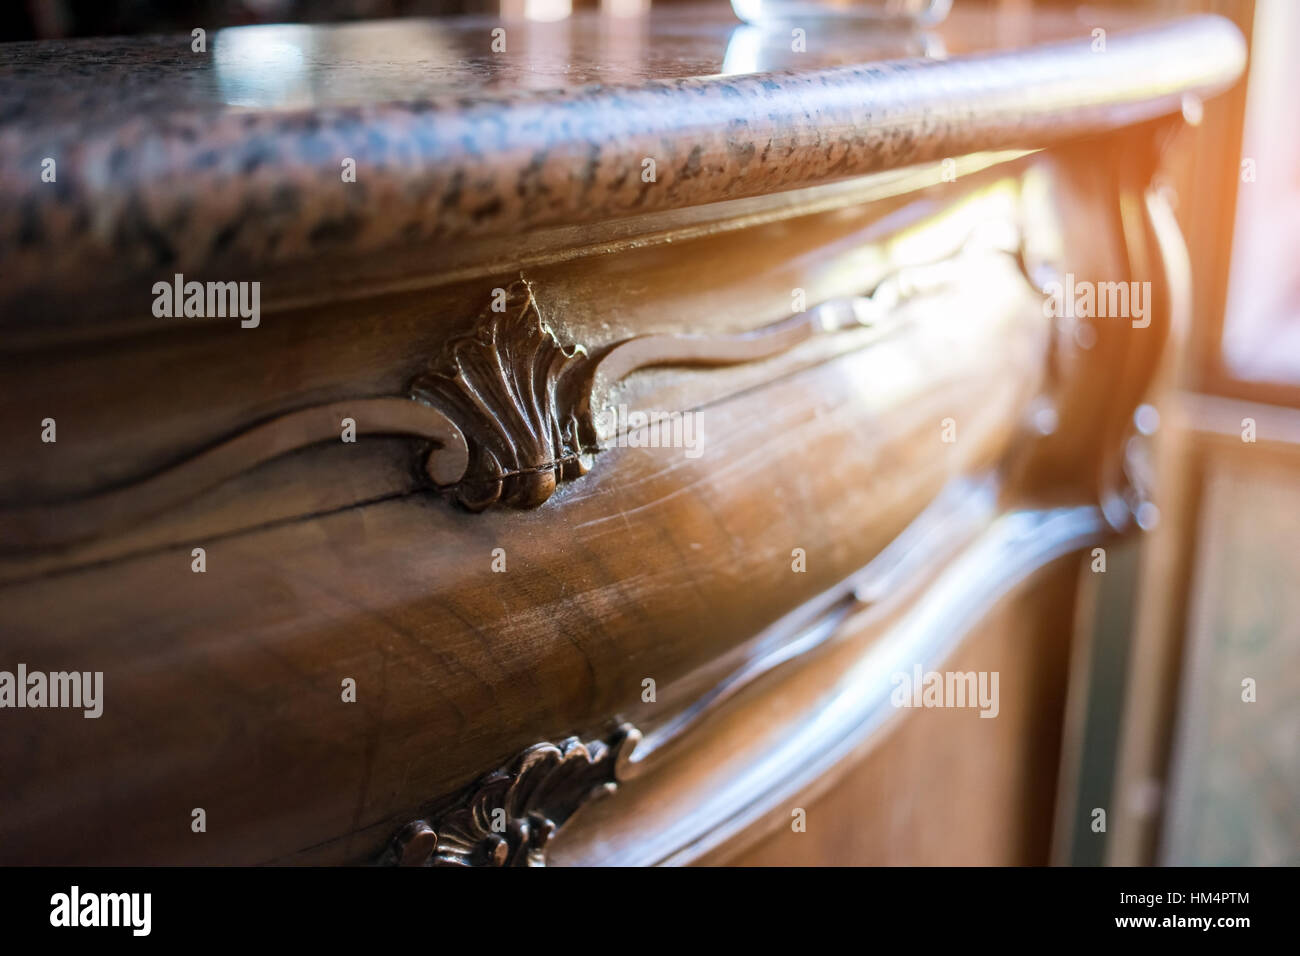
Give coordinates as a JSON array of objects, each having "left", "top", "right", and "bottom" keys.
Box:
[{"left": 0, "top": 222, "right": 1031, "bottom": 552}]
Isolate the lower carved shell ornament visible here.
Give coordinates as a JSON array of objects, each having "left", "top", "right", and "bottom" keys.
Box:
[{"left": 380, "top": 724, "right": 640, "bottom": 867}]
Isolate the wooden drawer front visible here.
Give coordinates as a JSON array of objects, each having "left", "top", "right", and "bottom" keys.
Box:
[{"left": 0, "top": 154, "right": 1147, "bottom": 865}]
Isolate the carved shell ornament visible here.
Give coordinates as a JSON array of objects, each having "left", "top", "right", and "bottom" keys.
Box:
[
  {"left": 382, "top": 725, "right": 640, "bottom": 867},
  {"left": 409, "top": 281, "right": 594, "bottom": 511}
]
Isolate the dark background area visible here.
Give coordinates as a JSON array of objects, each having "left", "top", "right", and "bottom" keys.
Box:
[{"left": 0, "top": 1, "right": 483, "bottom": 41}]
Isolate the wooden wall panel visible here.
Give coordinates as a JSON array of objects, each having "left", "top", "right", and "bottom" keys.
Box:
[{"left": 721, "top": 557, "right": 1081, "bottom": 866}]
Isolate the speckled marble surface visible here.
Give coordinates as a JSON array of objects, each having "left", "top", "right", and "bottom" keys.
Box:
[{"left": 0, "top": 5, "right": 1244, "bottom": 322}]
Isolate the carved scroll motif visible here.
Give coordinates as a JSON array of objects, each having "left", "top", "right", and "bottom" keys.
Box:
[{"left": 382, "top": 724, "right": 640, "bottom": 867}]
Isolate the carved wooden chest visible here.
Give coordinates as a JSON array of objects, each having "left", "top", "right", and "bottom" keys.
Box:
[{"left": 0, "top": 5, "right": 1246, "bottom": 866}]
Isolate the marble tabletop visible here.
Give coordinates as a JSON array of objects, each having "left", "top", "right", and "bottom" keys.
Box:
[{"left": 0, "top": 4, "right": 1245, "bottom": 325}]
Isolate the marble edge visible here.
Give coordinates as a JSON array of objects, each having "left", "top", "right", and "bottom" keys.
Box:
[{"left": 0, "top": 14, "right": 1246, "bottom": 324}]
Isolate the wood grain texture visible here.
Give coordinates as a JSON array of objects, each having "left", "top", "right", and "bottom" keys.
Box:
[
  {"left": 0, "top": 132, "right": 1184, "bottom": 864},
  {"left": 0, "top": 274, "right": 1045, "bottom": 864}
]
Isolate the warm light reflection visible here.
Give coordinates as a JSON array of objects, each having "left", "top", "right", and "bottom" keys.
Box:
[
  {"left": 722, "top": 25, "right": 943, "bottom": 76},
  {"left": 783, "top": 176, "right": 1045, "bottom": 430},
  {"left": 213, "top": 25, "right": 312, "bottom": 108},
  {"left": 213, "top": 20, "right": 459, "bottom": 108},
  {"left": 526, "top": 0, "right": 573, "bottom": 23},
  {"left": 601, "top": 0, "right": 650, "bottom": 17},
  {"left": 1221, "top": 0, "right": 1300, "bottom": 385},
  {"left": 884, "top": 179, "right": 1021, "bottom": 266}
]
